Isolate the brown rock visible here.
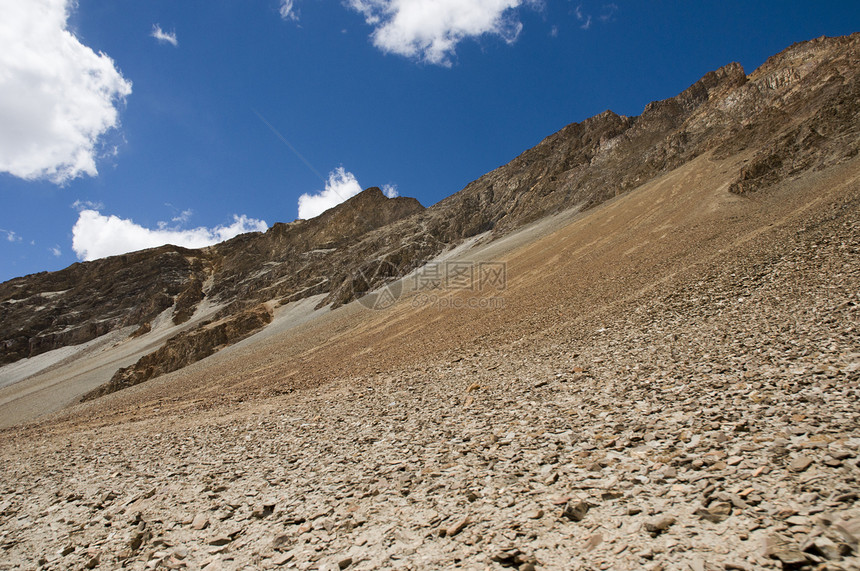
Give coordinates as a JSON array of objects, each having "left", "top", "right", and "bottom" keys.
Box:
[
  {"left": 790, "top": 456, "right": 814, "bottom": 472},
  {"left": 561, "top": 501, "right": 590, "bottom": 522},
  {"left": 644, "top": 515, "right": 675, "bottom": 536},
  {"left": 446, "top": 516, "right": 470, "bottom": 537},
  {"left": 191, "top": 513, "right": 209, "bottom": 530}
]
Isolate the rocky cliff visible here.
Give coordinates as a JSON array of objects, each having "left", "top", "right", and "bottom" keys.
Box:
[{"left": 1, "top": 33, "right": 858, "bottom": 396}]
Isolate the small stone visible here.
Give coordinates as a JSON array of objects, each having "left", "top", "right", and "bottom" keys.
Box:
[
  {"left": 561, "top": 501, "right": 590, "bottom": 522},
  {"left": 695, "top": 502, "right": 732, "bottom": 523},
  {"left": 272, "top": 534, "right": 291, "bottom": 551},
  {"left": 525, "top": 509, "right": 544, "bottom": 520},
  {"left": 644, "top": 515, "right": 675, "bottom": 536},
  {"left": 252, "top": 503, "right": 275, "bottom": 519},
  {"left": 785, "top": 515, "right": 809, "bottom": 527},
  {"left": 191, "top": 513, "right": 209, "bottom": 530},
  {"left": 338, "top": 556, "right": 353, "bottom": 569},
  {"left": 765, "top": 535, "right": 811, "bottom": 566},
  {"left": 584, "top": 533, "right": 603, "bottom": 551},
  {"left": 790, "top": 456, "right": 814, "bottom": 472},
  {"left": 806, "top": 536, "right": 845, "bottom": 560},
  {"left": 446, "top": 516, "right": 470, "bottom": 537},
  {"left": 208, "top": 535, "right": 232, "bottom": 546},
  {"left": 770, "top": 547, "right": 809, "bottom": 566}
]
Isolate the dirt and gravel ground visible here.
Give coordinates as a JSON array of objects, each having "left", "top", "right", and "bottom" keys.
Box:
[{"left": 0, "top": 154, "right": 858, "bottom": 570}]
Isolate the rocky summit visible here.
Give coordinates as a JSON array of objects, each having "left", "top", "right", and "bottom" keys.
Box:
[{"left": 0, "top": 34, "right": 859, "bottom": 571}]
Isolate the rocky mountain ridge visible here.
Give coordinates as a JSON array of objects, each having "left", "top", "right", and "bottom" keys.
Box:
[{"left": 1, "top": 33, "right": 858, "bottom": 398}]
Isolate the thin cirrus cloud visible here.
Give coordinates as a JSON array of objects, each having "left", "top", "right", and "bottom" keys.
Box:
[
  {"left": 344, "top": 0, "right": 539, "bottom": 66},
  {"left": 151, "top": 24, "right": 178, "bottom": 46},
  {"left": 0, "top": 0, "right": 132, "bottom": 184},
  {"left": 71, "top": 210, "right": 269, "bottom": 262},
  {"left": 575, "top": 3, "right": 618, "bottom": 30},
  {"left": 279, "top": 0, "right": 299, "bottom": 21},
  {"left": 297, "top": 167, "right": 399, "bottom": 220}
]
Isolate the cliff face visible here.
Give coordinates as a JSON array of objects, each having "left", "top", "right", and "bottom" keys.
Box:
[
  {"left": 2, "top": 33, "right": 858, "bottom": 395},
  {"left": 0, "top": 188, "right": 424, "bottom": 367},
  {"left": 0, "top": 247, "right": 211, "bottom": 365}
]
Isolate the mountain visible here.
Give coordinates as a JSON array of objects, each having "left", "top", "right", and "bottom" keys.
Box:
[
  {"left": 1, "top": 34, "right": 859, "bottom": 571},
  {"left": 2, "top": 34, "right": 858, "bottom": 406}
]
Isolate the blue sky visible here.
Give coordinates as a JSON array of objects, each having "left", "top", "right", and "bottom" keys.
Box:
[{"left": 1, "top": 1, "right": 858, "bottom": 282}]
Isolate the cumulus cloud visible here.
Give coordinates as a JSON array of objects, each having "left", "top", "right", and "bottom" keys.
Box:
[
  {"left": 279, "top": 0, "right": 299, "bottom": 21},
  {"left": 298, "top": 167, "right": 364, "bottom": 219},
  {"left": 71, "top": 210, "right": 268, "bottom": 261},
  {"left": 0, "top": 0, "right": 132, "bottom": 184},
  {"left": 151, "top": 24, "right": 178, "bottom": 46},
  {"left": 345, "top": 0, "right": 537, "bottom": 66},
  {"left": 381, "top": 184, "right": 399, "bottom": 198}
]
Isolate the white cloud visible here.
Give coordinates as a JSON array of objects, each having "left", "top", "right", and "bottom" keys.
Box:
[
  {"left": 599, "top": 3, "right": 618, "bottom": 23},
  {"left": 49, "top": 245, "right": 62, "bottom": 257},
  {"left": 72, "top": 199, "right": 105, "bottom": 211},
  {"left": 1, "top": 229, "right": 22, "bottom": 243},
  {"left": 0, "top": 0, "right": 132, "bottom": 184},
  {"left": 151, "top": 24, "right": 178, "bottom": 47},
  {"left": 574, "top": 5, "right": 591, "bottom": 30},
  {"left": 381, "top": 184, "right": 399, "bottom": 198},
  {"left": 71, "top": 210, "right": 268, "bottom": 261},
  {"left": 298, "top": 167, "right": 363, "bottom": 219},
  {"left": 279, "top": 0, "right": 299, "bottom": 21},
  {"left": 345, "top": 0, "right": 537, "bottom": 66},
  {"left": 171, "top": 209, "right": 194, "bottom": 224}
]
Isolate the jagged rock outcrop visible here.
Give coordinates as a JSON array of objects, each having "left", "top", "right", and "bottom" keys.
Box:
[
  {"left": 81, "top": 304, "right": 273, "bottom": 402},
  {"left": 0, "top": 189, "right": 423, "bottom": 366},
  {"left": 2, "top": 33, "right": 858, "bottom": 396},
  {"left": 0, "top": 247, "right": 211, "bottom": 365}
]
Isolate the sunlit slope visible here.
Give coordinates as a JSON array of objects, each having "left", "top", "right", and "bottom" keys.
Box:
[{"left": 40, "top": 150, "right": 859, "bottom": 431}]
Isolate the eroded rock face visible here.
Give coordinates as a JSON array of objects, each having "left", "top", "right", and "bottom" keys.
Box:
[
  {"left": 2, "top": 33, "right": 858, "bottom": 395},
  {"left": 81, "top": 304, "right": 273, "bottom": 402},
  {"left": 0, "top": 189, "right": 423, "bottom": 367},
  {"left": 0, "top": 247, "right": 212, "bottom": 365}
]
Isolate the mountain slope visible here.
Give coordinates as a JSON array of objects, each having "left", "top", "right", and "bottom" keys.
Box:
[
  {"left": 1, "top": 116, "right": 858, "bottom": 571},
  {"left": 1, "top": 32, "right": 858, "bottom": 411}
]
